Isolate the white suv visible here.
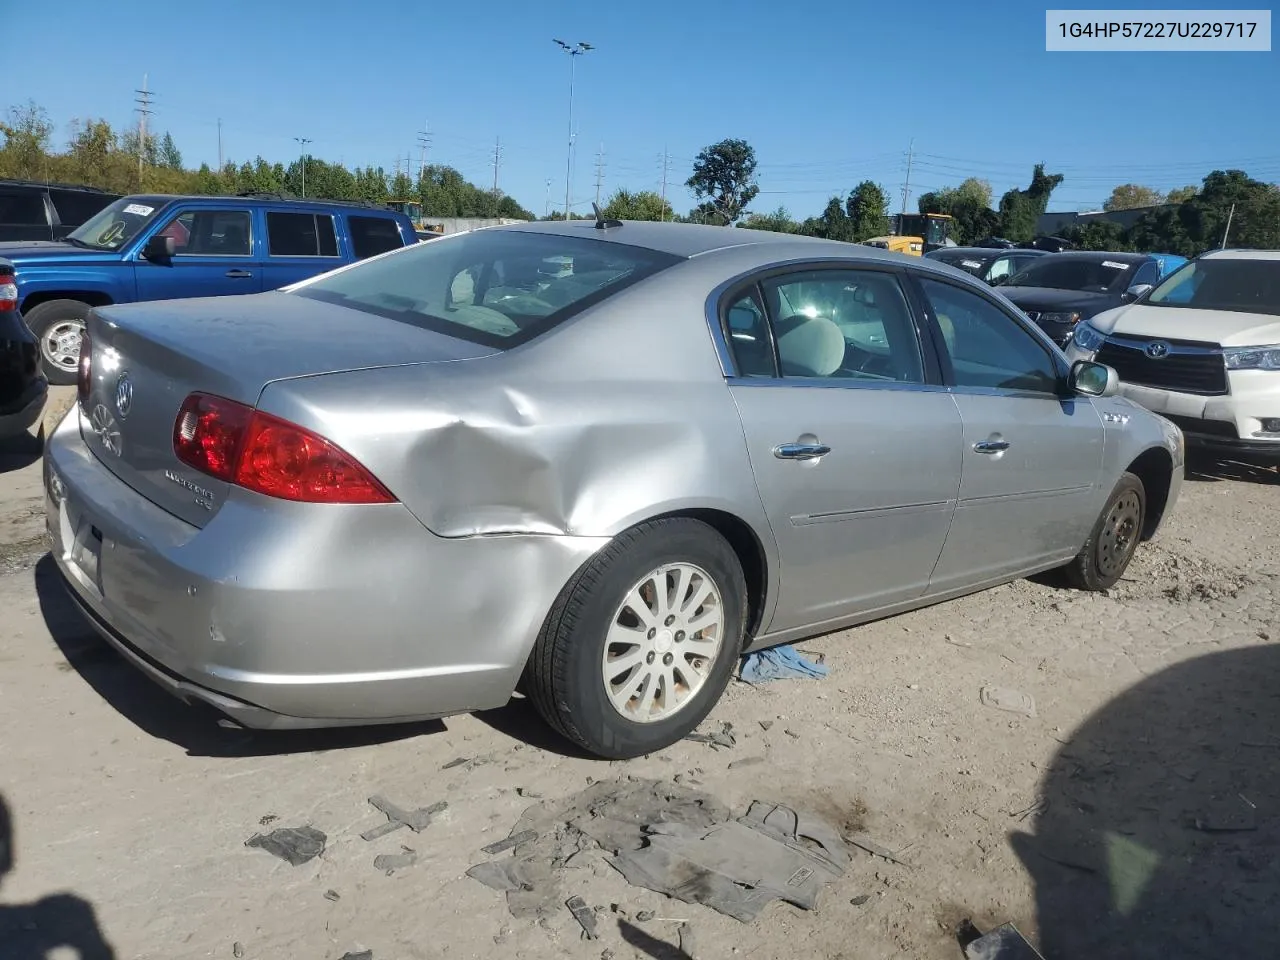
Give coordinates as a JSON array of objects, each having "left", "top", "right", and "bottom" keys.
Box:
[{"left": 1065, "top": 249, "right": 1280, "bottom": 465}]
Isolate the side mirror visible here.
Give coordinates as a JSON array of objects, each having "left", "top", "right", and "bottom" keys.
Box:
[
  {"left": 1123, "top": 282, "right": 1153, "bottom": 301},
  {"left": 142, "top": 234, "right": 176, "bottom": 263},
  {"left": 1071, "top": 359, "right": 1120, "bottom": 398}
]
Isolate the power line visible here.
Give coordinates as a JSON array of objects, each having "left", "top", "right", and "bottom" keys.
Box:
[
  {"left": 594, "top": 143, "right": 605, "bottom": 206},
  {"left": 900, "top": 138, "right": 914, "bottom": 216},
  {"left": 492, "top": 136, "right": 503, "bottom": 193},
  {"left": 659, "top": 146, "right": 672, "bottom": 221},
  {"left": 418, "top": 122, "right": 432, "bottom": 178}
]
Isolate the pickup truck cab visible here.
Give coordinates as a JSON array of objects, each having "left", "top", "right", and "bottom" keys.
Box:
[{"left": 1, "top": 193, "right": 418, "bottom": 383}]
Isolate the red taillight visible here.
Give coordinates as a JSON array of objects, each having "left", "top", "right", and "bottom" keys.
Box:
[
  {"left": 77, "top": 331, "right": 92, "bottom": 406},
  {"left": 173, "top": 393, "right": 395, "bottom": 504},
  {"left": 0, "top": 279, "right": 16, "bottom": 311}
]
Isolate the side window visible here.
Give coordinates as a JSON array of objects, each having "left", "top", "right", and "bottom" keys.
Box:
[
  {"left": 159, "top": 209, "right": 251, "bottom": 256},
  {"left": 919, "top": 277, "right": 1059, "bottom": 394},
  {"left": 0, "top": 190, "right": 48, "bottom": 226},
  {"left": 986, "top": 257, "right": 1015, "bottom": 282},
  {"left": 267, "top": 212, "right": 339, "bottom": 257},
  {"left": 758, "top": 269, "right": 924, "bottom": 383},
  {"left": 349, "top": 216, "right": 405, "bottom": 260},
  {"left": 722, "top": 290, "right": 775, "bottom": 378},
  {"left": 1131, "top": 261, "right": 1160, "bottom": 288},
  {"left": 49, "top": 189, "right": 112, "bottom": 226}
]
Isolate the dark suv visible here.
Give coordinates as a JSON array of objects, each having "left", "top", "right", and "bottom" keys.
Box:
[{"left": 0, "top": 179, "right": 119, "bottom": 242}]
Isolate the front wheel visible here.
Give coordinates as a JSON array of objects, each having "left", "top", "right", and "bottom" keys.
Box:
[
  {"left": 24, "top": 299, "right": 93, "bottom": 386},
  {"left": 526, "top": 518, "right": 747, "bottom": 759},
  {"left": 1063, "top": 471, "right": 1147, "bottom": 591}
]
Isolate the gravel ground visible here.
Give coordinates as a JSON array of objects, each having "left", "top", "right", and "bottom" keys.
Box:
[{"left": 1, "top": 420, "right": 1276, "bottom": 960}]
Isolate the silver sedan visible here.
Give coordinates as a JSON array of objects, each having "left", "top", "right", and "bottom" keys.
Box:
[{"left": 45, "top": 219, "right": 1184, "bottom": 758}]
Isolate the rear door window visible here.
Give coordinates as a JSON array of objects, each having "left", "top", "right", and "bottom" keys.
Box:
[
  {"left": 0, "top": 190, "right": 48, "bottom": 227},
  {"left": 267, "top": 212, "right": 339, "bottom": 257},
  {"left": 348, "top": 216, "right": 405, "bottom": 259},
  {"left": 48, "top": 189, "right": 113, "bottom": 227},
  {"left": 293, "top": 229, "right": 680, "bottom": 348}
]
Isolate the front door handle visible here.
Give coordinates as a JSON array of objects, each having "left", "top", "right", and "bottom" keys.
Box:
[
  {"left": 973, "top": 440, "right": 1011, "bottom": 454},
  {"left": 773, "top": 442, "right": 831, "bottom": 461},
  {"left": 225, "top": 269, "right": 254, "bottom": 279}
]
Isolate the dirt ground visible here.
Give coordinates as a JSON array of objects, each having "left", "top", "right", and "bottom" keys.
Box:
[{"left": 2, "top": 404, "right": 1277, "bottom": 960}]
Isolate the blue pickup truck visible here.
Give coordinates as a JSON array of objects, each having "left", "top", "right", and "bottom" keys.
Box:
[{"left": 0, "top": 193, "right": 418, "bottom": 383}]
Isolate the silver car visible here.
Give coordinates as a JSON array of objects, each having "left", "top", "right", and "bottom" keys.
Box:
[{"left": 45, "top": 220, "right": 1184, "bottom": 759}]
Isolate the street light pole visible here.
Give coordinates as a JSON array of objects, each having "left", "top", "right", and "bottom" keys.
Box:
[
  {"left": 294, "top": 136, "right": 312, "bottom": 197},
  {"left": 553, "top": 39, "right": 592, "bottom": 219}
]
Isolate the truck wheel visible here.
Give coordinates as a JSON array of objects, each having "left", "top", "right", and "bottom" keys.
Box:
[
  {"left": 1063, "top": 471, "right": 1147, "bottom": 592},
  {"left": 25, "top": 299, "right": 92, "bottom": 386},
  {"left": 526, "top": 518, "right": 747, "bottom": 759}
]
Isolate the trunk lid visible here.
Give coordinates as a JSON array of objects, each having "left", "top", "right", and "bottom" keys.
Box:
[{"left": 81, "top": 291, "right": 497, "bottom": 527}]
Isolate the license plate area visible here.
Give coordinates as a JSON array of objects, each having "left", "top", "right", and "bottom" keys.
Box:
[{"left": 57, "top": 490, "right": 104, "bottom": 598}]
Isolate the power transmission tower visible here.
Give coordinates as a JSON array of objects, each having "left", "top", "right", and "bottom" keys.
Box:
[
  {"left": 216, "top": 118, "right": 223, "bottom": 169},
  {"left": 658, "top": 146, "right": 672, "bottom": 221},
  {"left": 491, "top": 137, "right": 503, "bottom": 193},
  {"left": 418, "top": 122, "right": 432, "bottom": 178},
  {"left": 545, "top": 178, "right": 552, "bottom": 217},
  {"left": 594, "top": 143, "right": 605, "bottom": 207},
  {"left": 900, "top": 138, "right": 915, "bottom": 217},
  {"left": 134, "top": 74, "right": 154, "bottom": 178}
]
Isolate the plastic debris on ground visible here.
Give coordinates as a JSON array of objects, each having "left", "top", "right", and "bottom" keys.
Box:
[
  {"left": 963, "top": 922, "right": 1046, "bottom": 960},
  {"left": 739, "top": 645, "right": 829, "bottom": 684},
  {"left": 464, "top": 778, "right": 848, "bottom": 923},
  {"left": 359, "top": 795, "right": 447, "bottom": 841},
  {"left": 243, "top": 825, "right": 326, "bottom": 866},
  {"left": 979, "top": 685, "right": 1037, "bottom": 717}
]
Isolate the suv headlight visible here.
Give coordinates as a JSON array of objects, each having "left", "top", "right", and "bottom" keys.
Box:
[
  {"left": 1224, "top": 345, "right": 1280, "bottom": 370},
  {"left": 1072, "top": 321, "right": 1105, "bottom": 352},
  {"left": 1039, "top": 311, "right": 1082, "bottom": 326}
]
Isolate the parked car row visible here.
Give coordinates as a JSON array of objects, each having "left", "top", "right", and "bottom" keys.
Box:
[{"left": 0, "top": 193, "right": 419, "bottom": 385}]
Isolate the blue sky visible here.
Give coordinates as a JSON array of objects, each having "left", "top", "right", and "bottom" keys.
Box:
[{"left": 7, "top": 0, "right": 1278, "bottom": 219}]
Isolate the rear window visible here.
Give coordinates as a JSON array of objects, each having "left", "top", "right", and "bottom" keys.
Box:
[
  {"left": 1147, "top": 258, "right": 1280, "bottom": 317},
  {"left": 292, "top": 229, "right": 682, "bottom": 348},
  {"left": 48, "top": 189, "right": 114, "bottom": 226},
  {"left": 0, "top": 190, "right": 47, "bottom": 226},
  {"left": 348, "top": 215, "right": 405, "bottom": 259},
  {"left": 267, "top": 211, "right": 339, "bottom": 257}
]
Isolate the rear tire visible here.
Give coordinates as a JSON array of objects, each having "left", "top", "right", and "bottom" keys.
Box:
[
  {"left": 1064, "top": 471, "right": 1146, "bottom": 591},
  {"left": 527, "top": 518, "right": 747, "bottom": 760},
  {"left": 25, "top": 299, "right": 91, "bottom": 386}
]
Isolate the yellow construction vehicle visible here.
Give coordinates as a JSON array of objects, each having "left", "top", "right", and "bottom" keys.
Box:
[
  {"left": 386, "top": 199, "right": 426, "bottom": 230},
  {"left": 863, "top": 213, "right": 954, "bottom": 256}
]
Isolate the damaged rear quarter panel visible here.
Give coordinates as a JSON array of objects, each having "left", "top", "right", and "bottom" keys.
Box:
[{"left": 254, "top": 263, "right": 778, "bottom": 544}]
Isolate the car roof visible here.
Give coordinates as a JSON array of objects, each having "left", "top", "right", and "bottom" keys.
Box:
[
  {"left": 0, "top": 178, "right": 114, "bottom": 194},
  {"left": 932, "top": 246, "right": 1050, "bottom": 258},
  {"left": 115, "top": 193, "right": 405, "bottom": 214},
  {"left": 1042, "top": 250, "right": 1151, "bottom": 264},
  {"left": 497, "top": 218, "right": 847, "bottom": 259},
  {"left": 1199, "top": 248, "right": 1280, "bottom": 261}
]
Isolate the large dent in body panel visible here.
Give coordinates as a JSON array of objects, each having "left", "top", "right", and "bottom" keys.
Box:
[{"left": 401, "top": 379, "right": 744, "bottom": 537}]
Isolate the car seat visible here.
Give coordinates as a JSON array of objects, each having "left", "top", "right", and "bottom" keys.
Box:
[{"left": 774, "top": 314, "right": 845, "bottom": 377}]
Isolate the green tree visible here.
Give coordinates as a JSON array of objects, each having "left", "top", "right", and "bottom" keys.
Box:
[
  {"left": 846, "top": 181, "right": 889, "bottom": 240},
  {"left": 158, "top": 132, "right": 183, "bottom": 171},
  {"left": 998, "top": 164, "right": 1064, "bottom": 242},
  {"left": 1060, "top": 220, "right": 1132, "bottom": 251},
  {"left": 686, "top": 138, "right": 760, "bottom": 225},
  {"left": 1130, "top": 169, "right": 1280, "bottom": 255},
  {"left": 1165, "top": 185, "right": 1198, "bottom": 204},
  {"left": 601, "top": 188, "right": 674, "bottom": 222},
  {"left": 0, "top": 100, "right": 54, "bottom": 179},
  {"left": 918, "top": 178, "right": 1000, "bottom": 244},
  {"left": 740, "top": 205, "right": 798, "bottom": 233},
  {"left": 1103, "top": 183, "right": 1164, "bottom": 211}
]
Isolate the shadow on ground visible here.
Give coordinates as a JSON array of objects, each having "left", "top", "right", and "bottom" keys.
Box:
[
  {"left": 1011, "top": 644, "right": 1280, "bottom": 959},
  {"left": 1186, "top": 454, "right": 1279, "bottom": 486},
  {"left": 33, "top": 555, "right": 447, "bottom": 758},
  {"left": 0, "top": 792, "right": 116, "bottom": 958}
]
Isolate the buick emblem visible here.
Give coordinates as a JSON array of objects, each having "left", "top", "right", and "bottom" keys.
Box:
[
  {"left": 1145, "top": 340, "right": 1171, "bottom": 360},
  {"left": 114, "top": 373, "right": 134, "bottom": 419}
]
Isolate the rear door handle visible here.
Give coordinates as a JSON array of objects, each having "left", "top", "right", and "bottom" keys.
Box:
[
  {"left": 773, "top": 442, "right": 831, "bottom": 461},
  {"left": 973, "top": 440, "right": 1011, "bottom": 454},
  {"left": 225, "top": 269, "right": 254, "bottom": 279}
]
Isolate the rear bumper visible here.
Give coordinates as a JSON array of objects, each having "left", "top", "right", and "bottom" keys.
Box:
[
  {"left": 44, "top": 410, "right": 608, "bottom": 729},
  {"left": 0, "top": 376, "right": 48, "bottom": 438}
]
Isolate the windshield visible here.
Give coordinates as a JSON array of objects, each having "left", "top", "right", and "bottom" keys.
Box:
[
  {"left": 67, "top": 197, "right": 164, "bottom": 251},
  {"left": 924, "top": 218, "right": 949, "bottom": 246},
  {"left": 292, "top": 229, "right": 681, "bottom": 348},
  {"left": 1146, "top": 258, "right": 1280, "bottom": 317},
  {"left": 1004, "top": 257, "right": 1132, "bottom": 293}
]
